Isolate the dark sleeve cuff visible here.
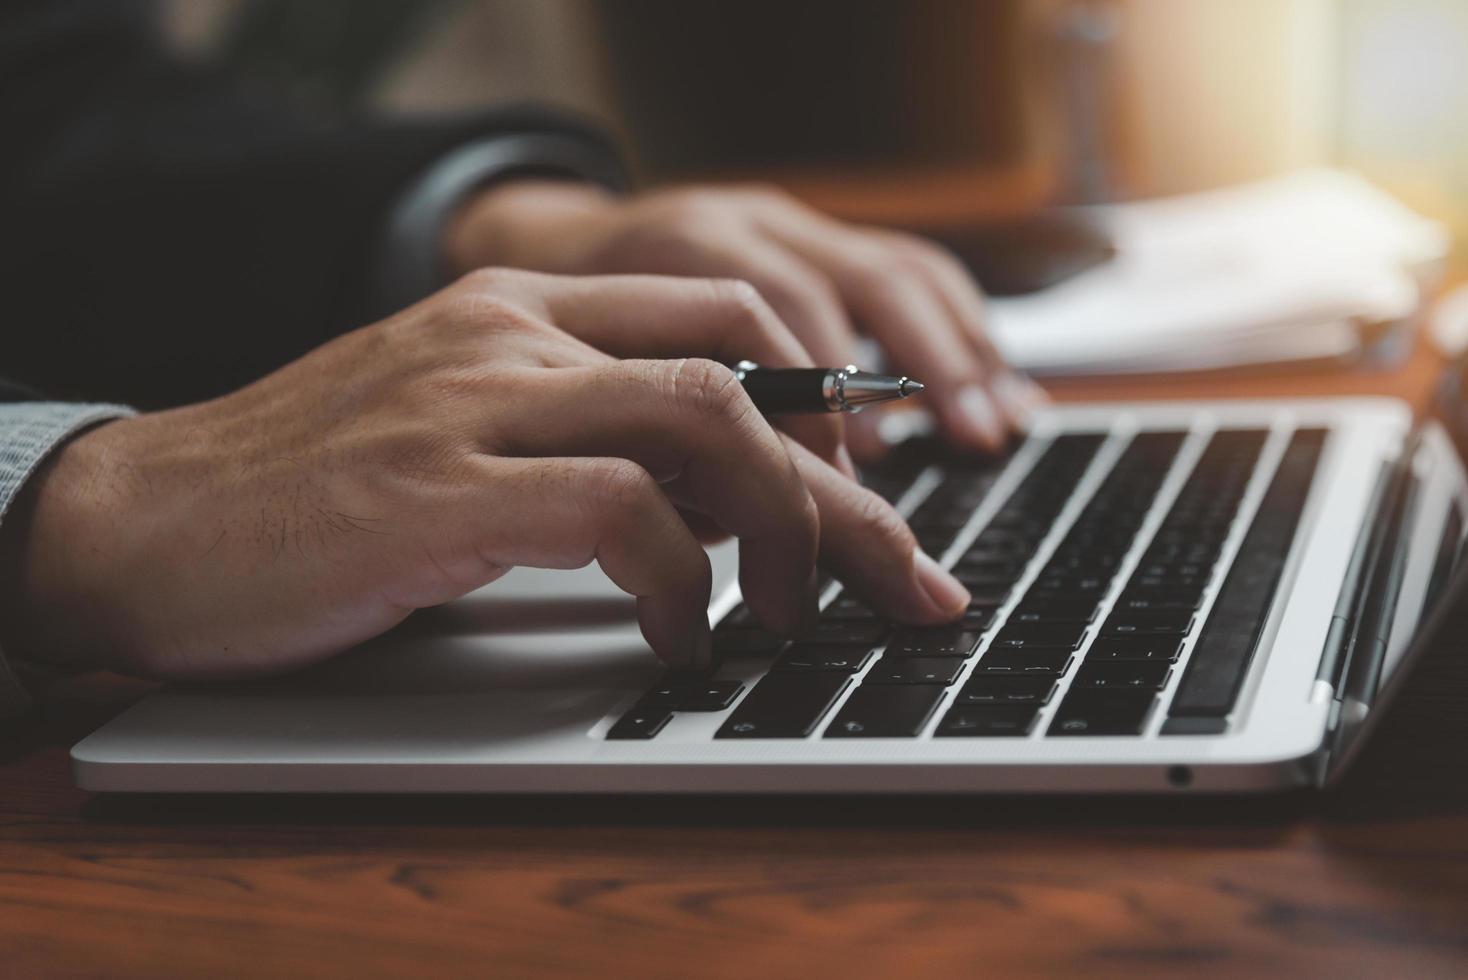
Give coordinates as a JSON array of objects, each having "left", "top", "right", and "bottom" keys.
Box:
[{"left": 371, "top": 130, "right": 630, "bottom": 318}]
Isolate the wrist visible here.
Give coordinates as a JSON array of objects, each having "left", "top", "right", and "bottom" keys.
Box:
[
  {"left": 0, "top": 419, "right": 138, "bottom": 671},
  {"left": 442, "top": 179, "right": 615, "bottom": 278}
]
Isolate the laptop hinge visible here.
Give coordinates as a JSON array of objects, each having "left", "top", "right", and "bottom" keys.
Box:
[{"left": 1315, "top": 427, "right": 1424, "bottom": 785}]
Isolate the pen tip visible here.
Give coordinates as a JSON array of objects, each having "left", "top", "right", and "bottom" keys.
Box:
[{"left": 899, "top": 378, "right": 925, "bottom": 398}]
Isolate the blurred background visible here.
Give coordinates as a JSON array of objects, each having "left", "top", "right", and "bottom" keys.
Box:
[
  {"left": 156, "top": 0, "right": 1468, "bottom": 378},
  {"left": 160, "top": 0, "right": 1468, "bottom": 236}
]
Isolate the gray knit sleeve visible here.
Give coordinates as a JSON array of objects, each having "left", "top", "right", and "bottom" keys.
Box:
[{"left": 0, "top": 401, "right": 134, "bottom": 718}]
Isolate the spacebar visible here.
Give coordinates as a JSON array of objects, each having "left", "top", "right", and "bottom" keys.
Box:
[
  {"left": 715, "top": 673, "right": 850, "bottom": 738},
  {"left": 1167, "top": 429, "right": 1325, "bottom": 720}
]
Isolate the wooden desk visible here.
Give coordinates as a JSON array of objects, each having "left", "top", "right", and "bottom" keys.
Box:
[{"left": 5, "top": 339, "right": 1468, "bottom": 978}]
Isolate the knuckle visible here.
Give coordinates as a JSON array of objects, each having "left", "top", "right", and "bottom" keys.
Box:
[
  {"left": 758, "top": 271, "right": 837, "bottom": 320},
  {"left": 711, "top": 277, "right": 768, "bottom": 317},
  {"left": 659, "top": 193, "right": 726, "bottom": 232},
  {"left": 456, "top": 265, "right": 519, "bottom": 296},
  {"left": 851, "top": 487, "right": 916, "bottom": 552},
  {"left": 845, "top": 245, "right": 898, "bottom": 288},
  {"left": 668, "top": 357, "right": 749, "bottom": 425},
  {"left": 581, "top": 459, "right": 658, "bottom": 518},
  {"left": 709, "top": 278, "right": 780, "bottom": 331}
]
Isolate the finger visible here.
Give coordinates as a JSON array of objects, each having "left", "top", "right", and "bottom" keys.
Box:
[
  {"left": 495, "top": 269, "right": 848, "bottom": 472},
  {"left": 524, "top": 271, "right": 815, "bottom": 365},
  {"left": 456, "top": 456, "right": 715, "bottom": 669},
  {"left": 844, "top": 409, "right": 895, "bottom": 464},
  {"left": 757, "top": 213, "right": 1011, "bottom": 452},
  {"left": 676, "top": 506, "right": 731, "bottom": 546},
  {"left": 658, "top": 243, "right": 860, "bottom": 472},
  {"left": 879, "top": 232, "right": 1050, "bottom": 427},
  {"left": 590, "top": 230, "right": 863, "bottom": 373},
  {"left": 782, "top": 438, "right": 970, "bottom": 624},
  {"left": 490, "top": 358, "right": 822, "bottom": 635}
]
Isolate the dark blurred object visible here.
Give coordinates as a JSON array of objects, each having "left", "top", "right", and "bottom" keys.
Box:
[
  {"left": 0, "top": 0, "right": 623, "bottom": 409},
  {"left": 920, "top": 213, "right": 1114, "bottom": 296},
  {"left": 593, "top": 0, "right": 1030, "bottom": 181}
]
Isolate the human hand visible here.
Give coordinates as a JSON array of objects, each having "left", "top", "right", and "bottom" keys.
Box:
[
  {"left": 0, "top": 271, "right": 970, "bottom": 680},
  {"left": 447, "top": 181, "right": 1046, "bottom": 456}
]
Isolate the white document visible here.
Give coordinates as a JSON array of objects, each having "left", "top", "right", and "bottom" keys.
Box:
[{"left": 987, "top": 170, "right": 1448, "bottom": 376}]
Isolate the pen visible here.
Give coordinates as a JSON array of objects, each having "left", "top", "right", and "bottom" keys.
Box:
[{"left": 733, "top": 361, "right": 925, "bottom": 414}]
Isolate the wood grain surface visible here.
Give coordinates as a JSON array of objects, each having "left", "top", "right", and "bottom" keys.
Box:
[{"left": 4, "top": 274, "right": 1467, "bottom": 979}]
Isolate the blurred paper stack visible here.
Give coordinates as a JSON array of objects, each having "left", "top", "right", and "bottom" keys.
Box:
[{"left": 987, "top": 170, "right": 1449, "bottom": 376}]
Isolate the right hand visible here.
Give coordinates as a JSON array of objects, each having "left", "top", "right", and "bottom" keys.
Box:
[{"left": 0, "top": 270, "right": 970, "bottom": 679}]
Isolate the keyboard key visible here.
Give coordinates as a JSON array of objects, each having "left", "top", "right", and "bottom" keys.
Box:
[
  {"left": 953, "top": 556, "right": 1024, "bottom": 577},
  {"left": 713, "top": 628, "right": 786, "bottom": 658},
  {"left": 638, "top": 676, "right": 744, "bottom": 710},
  {"left": 1032, "top": 575, "right": 1109, "bottom": 595},
  {"left": 965, "top": 588, "right": 1014, "bottom": 608},
  {"left": 669, "top": 680, "right": 745, "bottom": 710},
  {"left": 991, "top": 623, "right": 1088, "bottom": 649},
  {"left": 969, "top": 528, "right": 1036, "bottom": 550},
  {"left": 715, "top": 673, "right": 850, "bottom": 738},
  {"left": 772, "top": 644, "right": 874, "bottom": 673},
  {"left": 1009, "top": 600, "right": 1099, "bottom": 624},
  {"left": 821, "top": 595, "right": 878, "bottom": 621},
  {"left": 1169, "top": 429, "right": 1324, "bottom": 720},
  {"left": 865, "top": 656, "right": 966, "bottom": 685},
  {"left": 960, "top": 606, "right": 999, "bottom": 630},
  {"left": 974, "top": 648, "right": 1073, "bottom": 675},
  {"left": 1086, "top": 636, "right": 1184, "bottom": 662},
  {"left": 956, "top": 568, "right": 1022, "bottom": 591},
  {"left": 1102, "top": 612, "right": 1195, "bottom": 636},
  {"left": 1144, "top": 543, "right": 1219, "bottom": 565},
  {"left": 1049, "top": 689, "right": 1155, "bottom": 735},
  {"left": 960, "top": 541, "right": 1031, "bottom": 564},
  {"left": 887, "top": 626, "right": 983, "bottom": 658},
  {"left": 824, "top": 685, "right": 946, "bottom": 737},
  {"left": 915, "top": 527, "right": 957, "bottom": 554},
  {"left": 1132, "top": 574, "right": 1208, "bottom": 591},
  {"left": 1114, "top": 591, "right": 1205, "bottom": 613},
  {"left": 1072, "top": 660, "right": 1172, "bottom": 690},
  {"left": 955, "top": 675, "right": 1057, "bottom": 705},
  {"left": 1009, "top": 604, "right": 1103, "bottom": 627},
  {"left": 607, "top": 707, "right": 673, "bottom": 740},
  {"left": 798, "top": 621, "right": 890, "bottom": 645},
  {"left": 936, "top": 704, "right": 1040, "bottom": 736}
]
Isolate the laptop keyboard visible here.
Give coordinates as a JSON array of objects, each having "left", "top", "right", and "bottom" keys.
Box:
[{"left": 608, "top": 426, "right": 1326, "bottom": 742}]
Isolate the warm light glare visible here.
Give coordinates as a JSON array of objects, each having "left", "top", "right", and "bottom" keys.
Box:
[{"left": 1344, "top": 3, "right": 1468, "bottom": 159}]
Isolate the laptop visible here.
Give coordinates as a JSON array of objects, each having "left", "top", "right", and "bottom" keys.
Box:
[{"left": 71, "top": 381, "right": 1468, "bottom": 794}]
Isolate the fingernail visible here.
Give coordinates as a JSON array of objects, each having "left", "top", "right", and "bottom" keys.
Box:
[
  {"left": 913, "top": 549, "right": 970, "bottom": 618},
  {"left": 835, "top": 444, "right": 859, "bottom": 480},
  {"left": 955, "top": 385, "right": 1004, "bottom": 447},
  {"left": 993, "top": 373, "right": 1049, "bottom": 426},
  {"left": 801, "top": 570, "right": 823, "bottom": 629}
]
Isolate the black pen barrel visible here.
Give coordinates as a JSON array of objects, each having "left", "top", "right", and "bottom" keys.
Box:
[{"left": 736, "top": 367, "right": 833, "bottom": 414}]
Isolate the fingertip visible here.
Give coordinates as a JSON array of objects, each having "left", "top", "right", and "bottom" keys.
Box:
[
  {"left": 946, "top": 385, "right": 1005, "bottom": 452},
  {"left": 835, "top": 444, "right": 858, "bottom": 480},
  {"left": 692, "top": 621, "right": 715, "bottom": 672},
  {"left": 844, "top": 411, "right": 893, "bottom": 464},
  {"left": 639, "top": 595, "right": 714, "bottom": 670},
  {"left": 993, "top": 372, "right": 1049, "bottom": 430},
  {"left": 912, "top": 549, "right": 970, "bottom": 622}
]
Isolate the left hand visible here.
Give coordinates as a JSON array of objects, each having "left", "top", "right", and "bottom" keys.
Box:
[{"left": 445, "top": 181, "right": 1045, "bottom": 457}]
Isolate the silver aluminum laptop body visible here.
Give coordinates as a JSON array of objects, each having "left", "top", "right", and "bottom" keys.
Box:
[{"left": 72, "top": 397, "right": 1468, "bottom": 794}]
